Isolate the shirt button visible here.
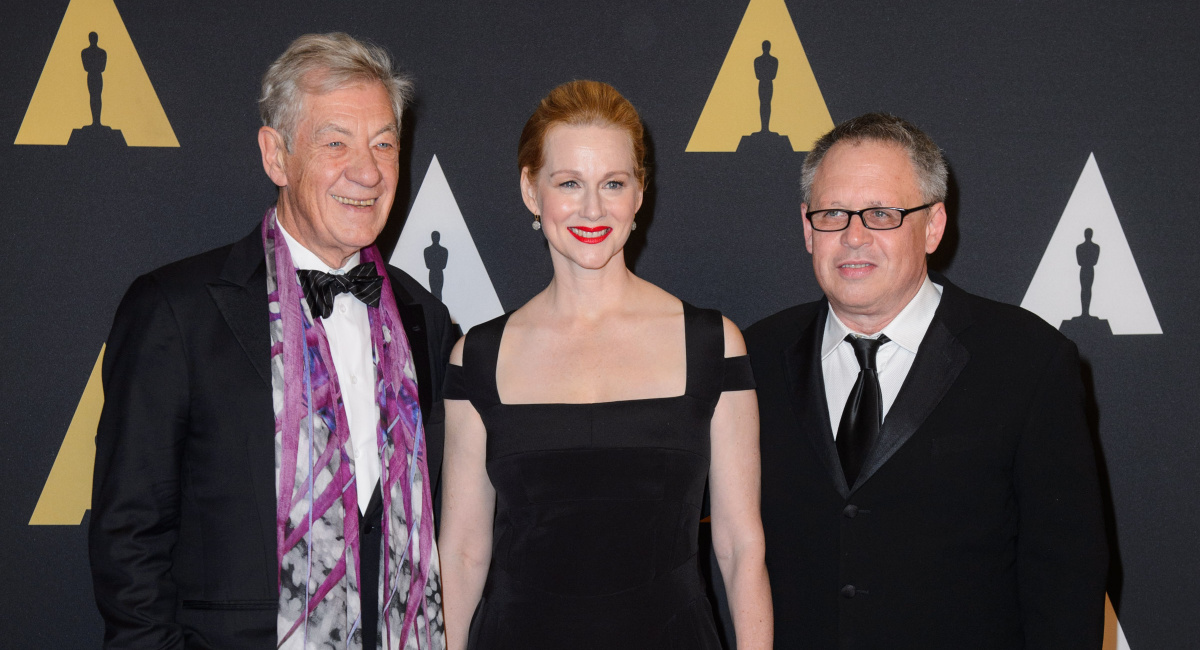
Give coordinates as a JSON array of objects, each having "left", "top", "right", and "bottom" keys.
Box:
[
  {"left": 350, "top": 375, "right": 358, "bottom": 385},
  {"left": 339, "top": 303, "right": 348, "bottom": 314},
  {"left": 843, "top": 505, "right": 858, "bottom": 518},
  {"left": 840, "top": 585, "right": 857, "bottom": 598}
]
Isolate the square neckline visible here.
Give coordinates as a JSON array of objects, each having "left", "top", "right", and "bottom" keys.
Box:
[{"left": 490, "top": 301, "right": 694, "bottom": 407}]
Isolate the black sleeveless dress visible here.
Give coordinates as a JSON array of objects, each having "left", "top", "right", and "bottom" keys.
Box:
[{"left": 444, "top": 302, "right": 755, "bottom": 649}]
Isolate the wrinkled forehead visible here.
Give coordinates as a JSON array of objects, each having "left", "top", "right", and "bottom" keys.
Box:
[{"left": 296, "top": 79, "right": 399, "bottom": 130}]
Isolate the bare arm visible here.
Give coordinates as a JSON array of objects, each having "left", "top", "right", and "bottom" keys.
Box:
[
  {"left": 709, "top": 317, "right": 773, "bottom": 649},
  {"left": 438, "top": 338, "right": 496, "bottom": 650}
]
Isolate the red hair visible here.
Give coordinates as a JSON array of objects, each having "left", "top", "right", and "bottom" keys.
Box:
[{"left": 518, "top": 80, "right": 647, "bottom": 187}]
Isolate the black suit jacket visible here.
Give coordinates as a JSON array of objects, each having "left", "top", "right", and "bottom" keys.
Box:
[
  {"left": 745, "top": 277, "right": 1108, "bottom": 650},
  {"left": 89, "top": 225, "right": 457, "bottom": 649}
]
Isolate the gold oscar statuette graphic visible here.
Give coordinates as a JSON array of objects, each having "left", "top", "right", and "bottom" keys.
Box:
[
  {"left": 30, "top": 346, "right": 104, "bottom": 525},
  {"left": 14, "top": 0, "right": 178, "bottom": 147},
  {"left": 687, "top": 0, "right": 833, "bottom": 153}
]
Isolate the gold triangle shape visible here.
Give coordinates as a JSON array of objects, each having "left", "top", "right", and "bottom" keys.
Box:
[
  {"left": 686, "top": 0, "right": 833, "bottom": 152},
  {"left": 14, "top": 0, "right": 178, "bottom": 147},
  {"left": 1103, "top": 592, "right": 1132, "bottom": 650},
  {"left": 30, "top": 345, "right": 104, "bottom": 525}
]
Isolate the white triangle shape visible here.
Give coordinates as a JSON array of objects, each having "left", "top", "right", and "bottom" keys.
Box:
[
  {"left": 390, "top": 155, "right": 505, "bottom": 332},
  {"left": 1112, "top": 622, "right": 1132, "bottom": 650},
  {"left": 1020, "top": 153, "right": 1161, "bottom": 334}
]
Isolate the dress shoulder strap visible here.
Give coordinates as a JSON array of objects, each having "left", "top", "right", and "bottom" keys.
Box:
[
  {"left": 682, "top": 301, "right": 726, "bottom": 401},
  {"left": 459, "top": 311, "right": 510, "bottom": 409}
]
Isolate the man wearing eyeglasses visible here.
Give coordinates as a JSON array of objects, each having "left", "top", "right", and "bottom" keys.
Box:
[{"left": 744, "top": 113, "right": 1108, "bottom": 648}]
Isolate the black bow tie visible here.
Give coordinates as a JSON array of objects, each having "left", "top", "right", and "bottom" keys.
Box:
[{"left": 296, "top": 263, "right": 383, "bottom": 319}]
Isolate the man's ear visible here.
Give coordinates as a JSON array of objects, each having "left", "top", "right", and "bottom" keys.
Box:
[
  {"left": 258, "top": 126, "right": 289, "bottom": 187},
  {"left": 519, "top": 167, "right": 540, "bottom": 216},
  {"left": 925, "top": 202, "right": 948, "bottom": 254},
  {"left": 801, "top": 203, "right": 815, "bottom": 254}
]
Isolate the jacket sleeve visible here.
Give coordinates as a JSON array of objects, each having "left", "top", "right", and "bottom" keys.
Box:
[
  {"left": 1014, "top": 337, "right": 1109, "bottom": 648},
  {"left": 89, "top": 274, "right": 189, "bottom": 649}
]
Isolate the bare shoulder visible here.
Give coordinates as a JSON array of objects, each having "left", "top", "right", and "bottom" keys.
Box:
[
  {"left": 721, "top": 316, "right": 747, "bottom": 357},
  {"left": 450, "top": 336, "right": 466, "bottom": 365},
  {"left": 632, "top": 277, "right": 685, "bottom": 319},
  {"left": 504, "top": 288, "right": 551, "bottom": 332}
]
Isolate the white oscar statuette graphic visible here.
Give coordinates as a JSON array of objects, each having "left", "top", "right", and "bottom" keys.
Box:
[
  {"left": 390, "top": 155, "right": 504, "bottom": 332},
  {"left": 1021, "top": 153, "right": 1161, "bottom": 335}
]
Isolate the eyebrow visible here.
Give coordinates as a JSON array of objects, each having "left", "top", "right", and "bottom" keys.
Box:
[
  {"left": 548, "top": 169, "right": 631, "bottom": 177},
  {"left": 818, "top": 200, "right": 890, "bottom": 208},
  {"left": 312, "top": 123, "right": 399, "bottom": 139},
  {"left": 314, "top": 124, "right": 352, "bottom": 138}
]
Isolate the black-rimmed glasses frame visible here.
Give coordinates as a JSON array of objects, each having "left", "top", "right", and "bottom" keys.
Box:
[{"left": 805, "top": 204, "right": 933, "bottom": 232}]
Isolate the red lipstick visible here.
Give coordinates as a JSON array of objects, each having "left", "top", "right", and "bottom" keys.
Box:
[{"left": 567, "top": 226, "right": 613, "bottom": 244}]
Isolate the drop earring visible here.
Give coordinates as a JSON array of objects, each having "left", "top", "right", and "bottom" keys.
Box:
[
  {"left": 631, "top": 221, "right": 638, "bottom": 231},
  {"left": 532, "top": 214, "right": 542, "bottom": 230}
]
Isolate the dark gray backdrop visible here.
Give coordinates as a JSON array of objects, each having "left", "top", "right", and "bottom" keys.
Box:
[{"left": 2, "top": 1, "right": 1196, "bottom": 647}]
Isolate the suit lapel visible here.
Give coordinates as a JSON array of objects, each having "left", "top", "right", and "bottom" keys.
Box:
[
  {"left": 784, "top": 302, "right": 851, "bottom": 499},
  {"left": 850, "top": 283, "right": 971, "bottom": 494},
  {"left": 207, "top": 227, "right": 271, "bottom": 388},
  {"left": 204, "top": 224, "right": 277, "bottom": 583}
]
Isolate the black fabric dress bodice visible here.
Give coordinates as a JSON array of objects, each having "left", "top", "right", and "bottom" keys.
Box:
[{"left": 445, "top": 302, "right": 754, "bottom": 649}]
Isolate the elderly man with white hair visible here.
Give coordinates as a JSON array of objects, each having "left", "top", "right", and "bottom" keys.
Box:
[{"left": 90, "top": 33, "right": 453, "bottom": 650}]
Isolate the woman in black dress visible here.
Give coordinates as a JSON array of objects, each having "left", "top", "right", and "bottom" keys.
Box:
[{"left": 438, "top": 80, "right": 772, "bottom": 649}]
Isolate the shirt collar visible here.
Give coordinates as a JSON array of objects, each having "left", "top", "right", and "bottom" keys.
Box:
[
  {"left": 276, "top": 216, "right": 360, "bottom": 274},
  {"left": 821, "top": 276, "right": 944, "bottom": 360}
]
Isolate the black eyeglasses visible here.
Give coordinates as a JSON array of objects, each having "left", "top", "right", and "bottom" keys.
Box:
[{"left": 805, "top": 204, "right": 932, "bottom": 232}]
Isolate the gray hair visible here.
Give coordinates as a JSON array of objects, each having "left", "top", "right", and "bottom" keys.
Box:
[
  {"left": 259, "top": 33, "right": 413, "bottom": 150},
  {"left": 800, "top": 112, "right": 948, "bottom": 205}
]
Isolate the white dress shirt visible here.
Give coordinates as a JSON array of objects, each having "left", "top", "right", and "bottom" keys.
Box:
[
  {"left": 822, "top": 277, "right": 943, "bottom": 438},
  {"left": 278, "top": 221, "right": 380, "bottom": 514}
]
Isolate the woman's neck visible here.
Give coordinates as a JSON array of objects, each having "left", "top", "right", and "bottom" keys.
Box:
[{"left": 540, "top": 254, "right": 640, "bottom": 323}]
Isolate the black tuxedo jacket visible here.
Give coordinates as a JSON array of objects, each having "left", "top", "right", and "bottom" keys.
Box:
[
  {"left": 90, "top": 225, "right": 456, "bottom": 649},
  {"left": 745, "top": 277, "right": 1107, "bottom": 649}
]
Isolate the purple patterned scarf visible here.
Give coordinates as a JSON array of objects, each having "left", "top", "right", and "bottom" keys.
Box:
[{"left": 263, "top": 208, "right": 444, "bottom": 649}]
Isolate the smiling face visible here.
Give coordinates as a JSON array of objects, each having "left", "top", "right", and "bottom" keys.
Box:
[
  {"left": 802, "top": 139, "right": 946, "bottom": 332},
  {"left": 521, "top": 123, "right": 643, "bottom": 272},
  {"left": 259, "top": 80, "right": 399, "bottom": 268}
]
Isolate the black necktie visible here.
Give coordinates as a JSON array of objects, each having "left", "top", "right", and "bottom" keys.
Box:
[
  {"left": 296, "top": 263, "right": 383, "bottom": 319},
  {"left": 836, "top": 334, "right": 889, "bottom": 488}
]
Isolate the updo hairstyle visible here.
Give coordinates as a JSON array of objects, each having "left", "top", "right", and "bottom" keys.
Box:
[{"left": 517, "top": 80, "right": 647, "bottom": 188}]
